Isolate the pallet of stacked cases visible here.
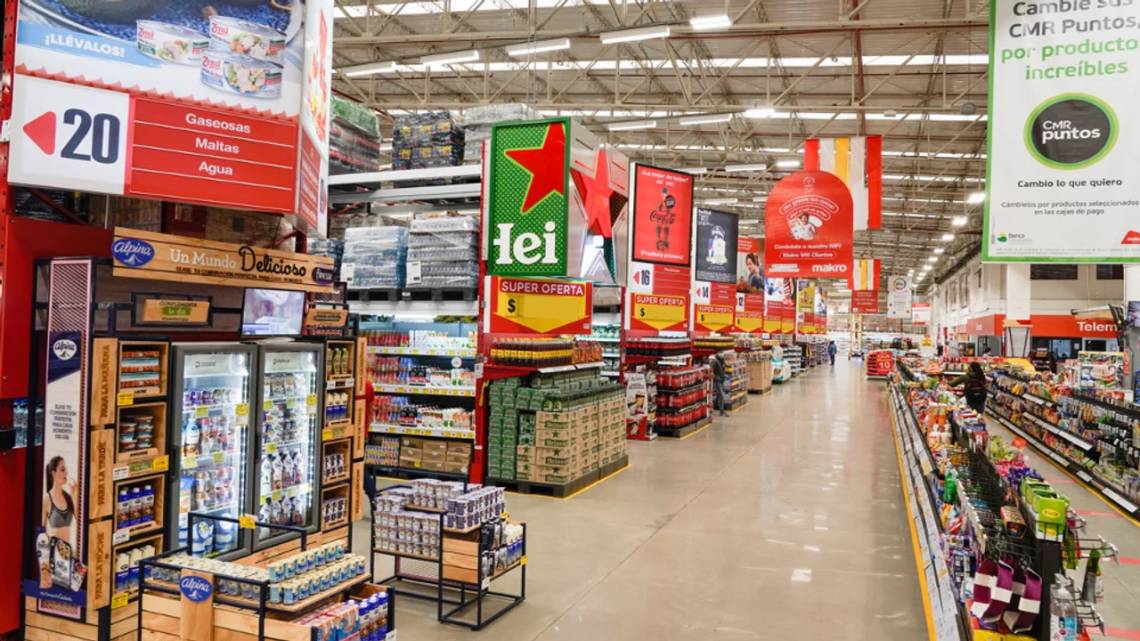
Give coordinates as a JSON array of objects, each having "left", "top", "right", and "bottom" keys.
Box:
[
  {"left": 487, "top": 369, "right": 628, "bottom": 495},
  {"left": 392, "top": 112, "right": 466, "bottom": 172},
  {"left": 342, "top": 226, "right": 409, "bottom": 291},
  {"left": 405, "top": 214, "right": 479, "bottom": 291},
  {"left": 457, "top": 104, "right": 540, "bottom": 164},
  {"left": 308, "top": 238, "right": 345, "bottom": 283},
  {"left": 579, "top": 324, "right": 621, "bottom": 378},
  {"left": 654, "top": 366, "right": 711, "bottom": 437},
  {"left": 330, "top": 95, "right": 383, "bottom": 175},
  {"left": 721, "top": 351, "right": 749, "bottom": 412},
  {"left": 737, "top": 337, "right": 773, "bottom": 393}
]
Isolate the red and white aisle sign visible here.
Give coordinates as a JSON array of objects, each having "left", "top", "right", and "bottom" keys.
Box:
[
  {"left": 764, "top": 171, "right": 854, "bottom": 279},
  {"left": 851, "top": 290, "right": 879, "bottom": 314},
  {"left": 10, "top": 75, "right": 299, "bottom": 212},
  {"left": 911, "top": 303, "right": 932, "bottom": 326}
]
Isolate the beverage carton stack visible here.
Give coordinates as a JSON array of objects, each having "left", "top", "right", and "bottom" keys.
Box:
[{"left": 488, "top": 371, "right": 627, "bottom": 488}]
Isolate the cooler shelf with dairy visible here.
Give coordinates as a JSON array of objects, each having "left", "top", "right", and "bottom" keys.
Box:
[{"left": 168, "top": 344, "right": 256, "bottom": 559}]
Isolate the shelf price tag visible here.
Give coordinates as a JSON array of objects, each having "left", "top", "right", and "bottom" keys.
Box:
[
  {"left": 306, "top": 394, "right": 317, "bottom": 407},
  {"left": 112, "top": 529, "right": 129, "bottom": 545},
  {"left": 111, "top": 592, "right": 130, "bottom": 609},
  {"left": 322, "top": 428, "right": 333, "bottom": 441},
  {"left": 235, "top": 403, "right": 249, "bottom": 417},
  {"left": 183, "top": 456, "right": 198, "bottom": 470},
  {"left": 196, "top": 406, "right": 208, "bottom": 418},
  {"left": 266, "top": 442, "right": 278, "bottom": 455},
  {"left": 117, "top": 391, "right": 134, "bottom": 406},
  {"left": 264, "top": 400, "right": 274, "bottom": 411},
  {"left": 112, "top": 465, "right": 129, "bottom": 481},
  {"left": 151, "top": 455, "right": 169, "bottom": 472},
  {"left": 212, "top": 452, "right": 225, "bottom": 465},
  {"left": 238, "top": 514, "right": 257, "bottom": 530},
  {"left": 520, "top": 555, "right": 528, "bottom": 567}
]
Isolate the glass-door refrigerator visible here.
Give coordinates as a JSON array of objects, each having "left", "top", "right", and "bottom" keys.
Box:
[
  {"left": 252, "top": 342, "right": 323, "bottom": 549},
  {"left": 168, "top": 343, "right": 257, "bottom": 558}
]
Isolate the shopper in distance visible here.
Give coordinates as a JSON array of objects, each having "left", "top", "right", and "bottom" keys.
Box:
[{"left": 950, "top": 362, "right": 988, "bottom": 415}]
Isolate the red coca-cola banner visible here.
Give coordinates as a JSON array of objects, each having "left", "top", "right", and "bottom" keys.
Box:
[
  {"left": 851, "top": 290, "right": 879, "bottom": 314},
  {"left": 764, "top": 171, "right": 853, "bottom": 279},
  {"left": 630, "top": 164, "right": 693, "bottom": 266}
]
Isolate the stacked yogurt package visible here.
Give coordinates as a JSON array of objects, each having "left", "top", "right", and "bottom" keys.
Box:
[
  {"left": 342, "top": 226, "right": 409, "bottom": 290},
  {"left": 405, "top": 215, "right": 479, "bottom": 290},
  {"left": 136, "top": 16, "right": 287, "bottom": 99}
]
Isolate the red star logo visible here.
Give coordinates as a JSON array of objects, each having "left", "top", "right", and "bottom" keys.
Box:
[
  {"left": 571, "top": 148, "right": 627, "bottom": 239},
  {"left": 505, "top": 122, "right": 566, "bottom": 213}
]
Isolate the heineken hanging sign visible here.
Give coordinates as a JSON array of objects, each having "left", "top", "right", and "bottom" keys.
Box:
[
  {"left": 485, "top": 118, "right": 570, "bottom": 276},
  {"left": 983, "top": 0, "right": 1140, "bottom": 262}
]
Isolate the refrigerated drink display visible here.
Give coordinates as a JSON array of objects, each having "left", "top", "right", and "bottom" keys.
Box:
[
  {"left": 256, "top": 347, "right": 322, "bottom": 545},
  {"left": 171, "top": 347, "right": 254, "bottom": 557}
]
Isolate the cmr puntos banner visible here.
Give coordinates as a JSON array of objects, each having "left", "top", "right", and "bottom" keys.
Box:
[{"left": 984, "top": 0, "right": 1140, "bottom": 262}]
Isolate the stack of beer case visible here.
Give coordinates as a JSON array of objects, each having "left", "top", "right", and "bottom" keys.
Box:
[
  {"left": 488, "top": 371, "right": 625, "bottom": 486},
  {"left": 330, "top": 95, "right": 383, "bottom": 175},
  {"left": 405, "top": 214, "right": 479, "bottom": 290},
  {"left": 342, "top": 226, "right": 409, "bottom": 290},
  {"left": 392, "top": 112, "right": 465, "bottom": 170}
]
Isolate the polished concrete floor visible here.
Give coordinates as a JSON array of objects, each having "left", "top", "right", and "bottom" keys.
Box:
[{"left": 356, "top": 360, "right": 931, "bottom": 640}]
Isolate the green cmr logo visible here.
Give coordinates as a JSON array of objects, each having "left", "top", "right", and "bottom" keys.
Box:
[{"left": 1024, "top": 93, "right": 1118, "bottom": 170}]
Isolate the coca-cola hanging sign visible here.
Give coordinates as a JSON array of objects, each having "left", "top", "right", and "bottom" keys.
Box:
[{"left": 630, "top": 164, "right": 693, "bottom": 266}]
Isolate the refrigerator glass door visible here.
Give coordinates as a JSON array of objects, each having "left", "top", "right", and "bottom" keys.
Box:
[
  {"left": 174, "top": 348, "right": 252, "bottom": 557},
  {"left": 256, "top": 347, "right": 320, "bottom": 545}
]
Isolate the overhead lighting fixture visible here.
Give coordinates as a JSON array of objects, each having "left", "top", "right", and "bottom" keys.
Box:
[
  {"left": 927, "top": 256, "right": 939, "bottom": 263},
  {"left": 599, "top": 25, "right": 671, "bottom": 45},
  {"left": 607, "top": 120, "right": 657, "bottom": 131},
  {"left": 678, "top": 113, "right": 732, "bottom": 126},
  {"left": 725, "top": 163, "right": 768, "bottom": 173},
  {"left": 421, "top": 50, "right": 480, "bottom": 66},
  {"left": 951, "top": 216, "right": 968, "bottom": 227},
  {"left": 907, "top": 269, "right": 915, "bottom": 276},
  {"left": 689, "top": 13, "right": 732, "bottom": 31},
  {"left": 742, "top": 107, "right": 775, "bottom": 119},
  {"left": 342, "top": 61, "right": 397, "bottom": 77},
  {"left": 702, "top": 198, "right": 739, "bottom": 205},
  {"left": 941, "top": 233, "right": 955, "bottom": 242},
  {"left": 504, "top": 38, "right": 571, "bottom": 57},
  {"left": 752, "top": 196, "right": 766, "bottom": 202},
  {"left": 934, "top": 247, "right": 945, "bottom": 254},
  {"left": 967, "top": 191, "right": 986, "bottom": 204},
  {"left": 922, "top": 264, "right": 933, "bottom": 271},
  {"left": 776, "top": 159, "right": 801, "bottom": 169},
  {"left": 681, "top": 167, "right": 708, "bottom": 175}
]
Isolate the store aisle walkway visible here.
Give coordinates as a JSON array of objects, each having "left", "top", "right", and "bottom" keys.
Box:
[{"left": 357, "top": 361, "right": 926, "bottom": 640}]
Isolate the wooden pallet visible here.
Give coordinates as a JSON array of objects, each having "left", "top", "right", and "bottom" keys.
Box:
[
  {"left": 346, "top": 288, "right": 401, "bottom": 302},
  {"left": 489, "top": 454, "right": 629, "bottom": 498},
  {"left": 656, "top": 418, "right": 709, "bottom": 438}
]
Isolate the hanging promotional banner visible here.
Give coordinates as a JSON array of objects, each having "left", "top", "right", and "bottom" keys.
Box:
[
  {"left": 886, "top": 275, "right": 913, "bottom": 319},
  {"left": 694, "top": 305, "right": 735, "bottom": 334},
  {"left": 849, "top": 258, "right": 880, "bottom": 291},
  {"left": 485, "top": 276, "right": 592, "bottom": 335},
  {"left": 484, "top": 118, "right": 569, "bottom": 276},
  {"left": 983, "top": 0, "right": 1140, "bottom": 262},
  {"left": 803, "top": 136, "right": 883, "bottom": 230},
  {"left": 9, "top": 1, "right": 334, "bottom": 234},
  {"left": 764, "top": 171, "right": 854, "bottom": 278},
  {"left": 911, "top": 302, "right": 932, "bottom": 326},
  {"left": 693, "top": 280, "right": 735, "bottom": 334},
  {"left": 572, "top": 143, "right": 630, "bottom": 285},
  {"left": 694, "top": 208, "right": 739, "bottom": 283},
  {"left": 736, "top": 237, "right": 764, "bottom": 294},
  {"left": 628, "top": 293, "right": 689, "bottom": 333},
  {"left": 25, "top": 260, "right": 93, "bottom": 617},
  {"left": 110, "top": 228, "right": 335, "bottom": 293},
  {"left": 851, "top": 290, "right": 879, "bottom": 314},
  {"left": 796, "top": 280, "right": 817, "bottom": 334},
  {"left": 629, "top": 164, "right": 694, "bottom": 266},
  {"left": 764, "top": 277, "right": 794, "bottom": 333}
]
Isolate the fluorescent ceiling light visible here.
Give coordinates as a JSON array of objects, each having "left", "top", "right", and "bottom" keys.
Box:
[
  {"left": 678, "top": 113, "right": 732, "bottom": 126},
  {"left": 702, "top": 198, "right": 739, "bottom": 205},
  {"left": 421, "top": 50, "right": 480, "bottom": 66},
  {"left": 752, "top": 196, "right": 766, "bottom": 202},
  {"left": 951, "top": 216, "right": 968, "bottom": 227},
  {"left": 725, "top": 163, "right": 767, "bottom": 173},
  {"left": 776, "top": 159, "right": 801, "bottom": 169},
  {"left": 599, "top": 25, "right": 671, "bottom": 44},
  {"left": 607, "top": 120, "right": 656, "bottom": 131},
  {"left": 742, "top": 107, "right": 775, "bottom": 119},
  {"left": 907, "top": 269, "right": 915, "bottom": 275},
  {"left": 941, "top": 233, "right": 955, "bottom": 242},
  {"left": 922, "top": 265, "right": 933, "bottom": 271},
  {"left": 681, "top": 167, "right": 708, "bottom": 175},
  {"left": 689, "top": 13, "right": 732, "bottom": 31},
  {"left": 505, "top": 38, "right": 571, "bottom": 57},
  {"left": 342, "top": 61, "right": 397, "bottom": 77},
  {"left": 933, "top": 247, "right": 945, "bottom": 254},
  {"left": 967, "top": 191, "right": 986, "bottom": 204},
  {"left": 927, "top": 256, "right": 939, "bottom": 262}
]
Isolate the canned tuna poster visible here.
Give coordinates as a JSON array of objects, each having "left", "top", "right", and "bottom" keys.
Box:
[{"left": 10, "top": 1, "right": 334, "bottom": 227}]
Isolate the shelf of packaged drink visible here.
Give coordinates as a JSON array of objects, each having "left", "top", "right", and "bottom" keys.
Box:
[
  {"left": 326, "top": 376, "right": 356, "bottom": 390},
  {"left": 181, "top": 450, "right": 238, "bottom": 470},
  {"left": 581, "top": 336, "right": 620, "bottom": 343},
  {"left": 372, "top": 384, "right": 477, "bottom": 397},
  {"left": 367, "top": 345, "right": 477, "bottom": 357},
  {"left": 369, "top": 423, "right": 476, "bottom": 440},
  {"left": 258, "top": 482, "right": 312, "bottom": 506}
]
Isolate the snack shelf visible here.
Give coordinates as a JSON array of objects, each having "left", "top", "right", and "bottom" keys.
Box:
[
  {"left": 369, "top": 423, "right": 476, "bottom": 440},
  {"left": 373, "top": 384, "right": 477, "bottom": 397}
]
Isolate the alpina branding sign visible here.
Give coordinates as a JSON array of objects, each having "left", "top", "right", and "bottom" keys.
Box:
[{"left": 111, "top": 228, "right": 334, "bottom": 293}]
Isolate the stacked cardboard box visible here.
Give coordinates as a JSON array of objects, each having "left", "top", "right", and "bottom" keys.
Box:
[
  {"left": 394, "top": 437, "right": 472, "bottom": 474},
  {"left": 598, "top": 392, "right": 627, "bottom": 466},
  {"left": 487, "top": 378, "right": 521, "bottom": 480}
]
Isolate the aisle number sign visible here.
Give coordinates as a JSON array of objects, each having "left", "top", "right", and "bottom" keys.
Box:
[
  {"left": 694, "top": 305, "right": 734, "bottom": 333},
  {"left": 485, "top": 276, "right": 592, "bottom": 335},
  {"left": 629, "top": 293, "right": 689, "bottom": 332}
]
